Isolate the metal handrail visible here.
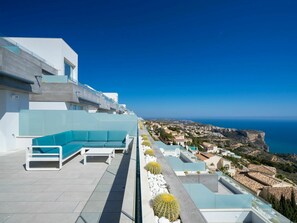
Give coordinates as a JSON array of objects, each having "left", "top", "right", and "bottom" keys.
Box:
[
  {"left": 220, "top": 175, "right": 290, "bottom": 222},
  {"left": 0, "top": 36, "right": 56, "bottom": 68}
]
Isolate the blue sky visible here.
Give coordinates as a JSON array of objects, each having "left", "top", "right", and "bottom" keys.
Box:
[{"left": 1, "top": 0, "right": 297, "bottom": 118}]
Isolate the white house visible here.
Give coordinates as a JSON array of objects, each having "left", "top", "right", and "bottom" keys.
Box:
[
  {"left": 203, "top": 155, "right": 236, "bottom": 176},
  {"left": 103, "top": 93, "right": 118, "bottom": 103},
  {"left": 9, "top": 37, "right": 78, "bottom": 82},
  {"left": 202, "top": 142, "right": 220, "bottom": 153},
  {"left": 0, "top": 37, "right": 126, "bottom": 152}
]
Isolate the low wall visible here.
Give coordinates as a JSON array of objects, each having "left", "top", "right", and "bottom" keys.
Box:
[
  {"left": 19, "top": 110, "right": 138, "bottom": 137},
  {"left": 138, "top": 137, "right": 155, "bottom": 222},
  {"left": 201, "top": 209, "right": 265, "bottom": 223},
  {"left": 179, "top": 174, "right": 219, "bottom": 192},
  {"left": 219, "top": 177, "right": 243, "bottom": 194},
  {"left": 180, "top": 152, "right": 192, "bottom": 163},
  {"left": 120, "top": 137, "right": 137, "bottom": 222}
]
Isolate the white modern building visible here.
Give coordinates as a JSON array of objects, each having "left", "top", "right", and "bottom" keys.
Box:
[
  {"left": 9, "top": 37, "right": 78, "bottom": 82},
  {"left": 103, "top": 92, "right": 118, "bottom": 103},
  {"left": 0, "top": 37, "right": 128, "bottom": 153}
]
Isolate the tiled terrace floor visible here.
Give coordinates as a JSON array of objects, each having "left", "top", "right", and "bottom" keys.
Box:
[
  {"left": 0, "top": 150, "right": 128, "bottom": 223},
  {"left": 77, "top": 151, "right": 131, "bottom": 223}
]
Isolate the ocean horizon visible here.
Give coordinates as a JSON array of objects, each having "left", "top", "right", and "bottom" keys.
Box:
[{"left": 189, "top": 118, "right": 297, "bottom": 154}]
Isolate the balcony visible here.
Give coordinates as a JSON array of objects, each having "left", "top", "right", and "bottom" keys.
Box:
[
  {"left": 0, "top": 37, "right": 58, "bottom": 94},
  {"left": 30, "top": 75, "right": 124, "bottom": 113}
]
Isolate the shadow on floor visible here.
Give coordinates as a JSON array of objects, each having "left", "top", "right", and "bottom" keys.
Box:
[{"left": 76, "top": 147, "right": 132, "bottom": 223}]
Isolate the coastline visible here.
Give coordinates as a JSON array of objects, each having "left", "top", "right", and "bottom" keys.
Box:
[
  {"left": 145, "top": 117, "right": 297, "bottom": 154},
  {"left": 145, "top": 118, "right": 297, "bottom": 222},
  {"left": 190, "top": 118, "right": 297, "bottom": 154}
]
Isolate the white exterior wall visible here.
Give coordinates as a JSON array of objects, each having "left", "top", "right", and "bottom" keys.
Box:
[
  {"left": 8, "top": 38, "right": 78, "bottom": 82},
  {"left": 103, "top": 93, "right": 118, "bottom": 103},
  {"left": 29, "top": 102, "right": 68, "bottom": 110},
  {"left": 29, "top": 102, "right": 90, "bottom": 111},
  {"left": 0, "top": 90, "right": 29, "bottom": 152},
  {"left": 201, "top": 210, "right": 265, "bottom": 223}
]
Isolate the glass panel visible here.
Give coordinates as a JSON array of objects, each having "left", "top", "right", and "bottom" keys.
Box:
[
  {"left": 183, "top": 183, "right": 253, "bottom": 209},
  {"left": 165, "top": 156, "right": 205, "bottom": 172},
  {"left": 42, "top": 74, "right": 68, "bottom": 83},
  {"left": 19, "top": 110, "right": 138, "bottom": 136}
]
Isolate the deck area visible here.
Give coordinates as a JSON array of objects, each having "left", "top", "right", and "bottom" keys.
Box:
[
  {"left": 0, "top": 149, "right": 131, "bottom": 223},
  {"left": 141, "top": 129, "right": 207, "bottom": 223}
]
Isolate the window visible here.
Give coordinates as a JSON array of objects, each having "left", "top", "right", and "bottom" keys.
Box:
[
  {"left": 64, "top": 61, "right": 73, "bottom": 79},
  {"left": 69, "top": 104, "right": 83, "bottom": 110}
]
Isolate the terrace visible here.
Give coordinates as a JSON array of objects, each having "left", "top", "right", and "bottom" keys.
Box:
[
  {"left": 0, "top": 110, "right": 138, "bottom": 223},
  {"left": 0, "top": 138, "right": 136, "bottom": 223},
  {"left": 0, "top": 36, "right": 140, "bottom": 223}
]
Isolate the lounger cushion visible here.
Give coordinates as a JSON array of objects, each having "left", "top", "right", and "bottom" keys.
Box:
[
  {"left": 107, "top": 131, "right": 127, "bottom": 142},
  {"left": 67, "top": 141, "right": 85, "bottom": 146},
  {"left": 33, "top": 135, "right": 56, "bottom": 153},
  {"left": 33, "top": 147, "right": 59, "bottom": 154},
  {"left": 83, "top": 142, "right": 106, "bottom": 147},
  {"left": 88, "top": 131, "right": 108, "bottom": 142},
  {"left": 65, "top": 131, "right": 74, "bottom": 142},
  {"left": 54, "top": 132, "right": 70, "bottom": 146},
  {"left": 104, "top": 142, "right": 126, "bottom": 148},
  {"left": 33, "top": 135, "right": 55, "bottom": 146},
  {"left": 72, "top": 131, "right": 89, "bottom": 141},
  {"left": 62, "top": 144, "right": 82, "bottom": 159}
]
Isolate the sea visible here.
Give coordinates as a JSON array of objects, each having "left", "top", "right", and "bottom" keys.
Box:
[{"left": 191, "top": 118, "right": 297, "bottom": 154}]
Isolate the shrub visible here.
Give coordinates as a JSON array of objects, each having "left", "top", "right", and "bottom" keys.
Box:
[
  {"left": 142, "top": 140, "right": 151, "bottom": 147},
  {"left": 153, "top": 193, "right": 180, "bottom": 222},
  {"left": 144, "top": 149, "right": 155, "bottom": 156},
  {"left": 145, "top": 161, "right": 161, "bottom": 175},
  {"left": 142, "top": 135, "right": 149, "bottom": 140}
]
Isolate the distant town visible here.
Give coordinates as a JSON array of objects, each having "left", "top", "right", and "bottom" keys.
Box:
[{"left": 145, "top": 119, "right": 297, "bottom": 221}]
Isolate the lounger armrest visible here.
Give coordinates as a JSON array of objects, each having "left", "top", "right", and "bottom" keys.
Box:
[
  {"left": 29, "top": 145, "right": 63, "bottom": 157},
  {"left": 26, "top": 145, "right": 63, "bottom": 170},
  {"left": 124, "top": 134, "right": 132, "bottom": 152}
]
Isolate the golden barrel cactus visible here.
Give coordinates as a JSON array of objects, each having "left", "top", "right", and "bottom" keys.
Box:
[
  {"left": 142, "top": 140, "right": 151, "bottom": 147},
  {"left": 142, "top": 135, "right": 149, "bottom": 140},
  {"left": 145, "top": 161, "right": 161, "bottom": 174},
  {"left": 144, "top": 149, "right": 155, "bottom": 156},
  {"left": 153, "top": 193, "right": 180, "bottom": 221}
]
